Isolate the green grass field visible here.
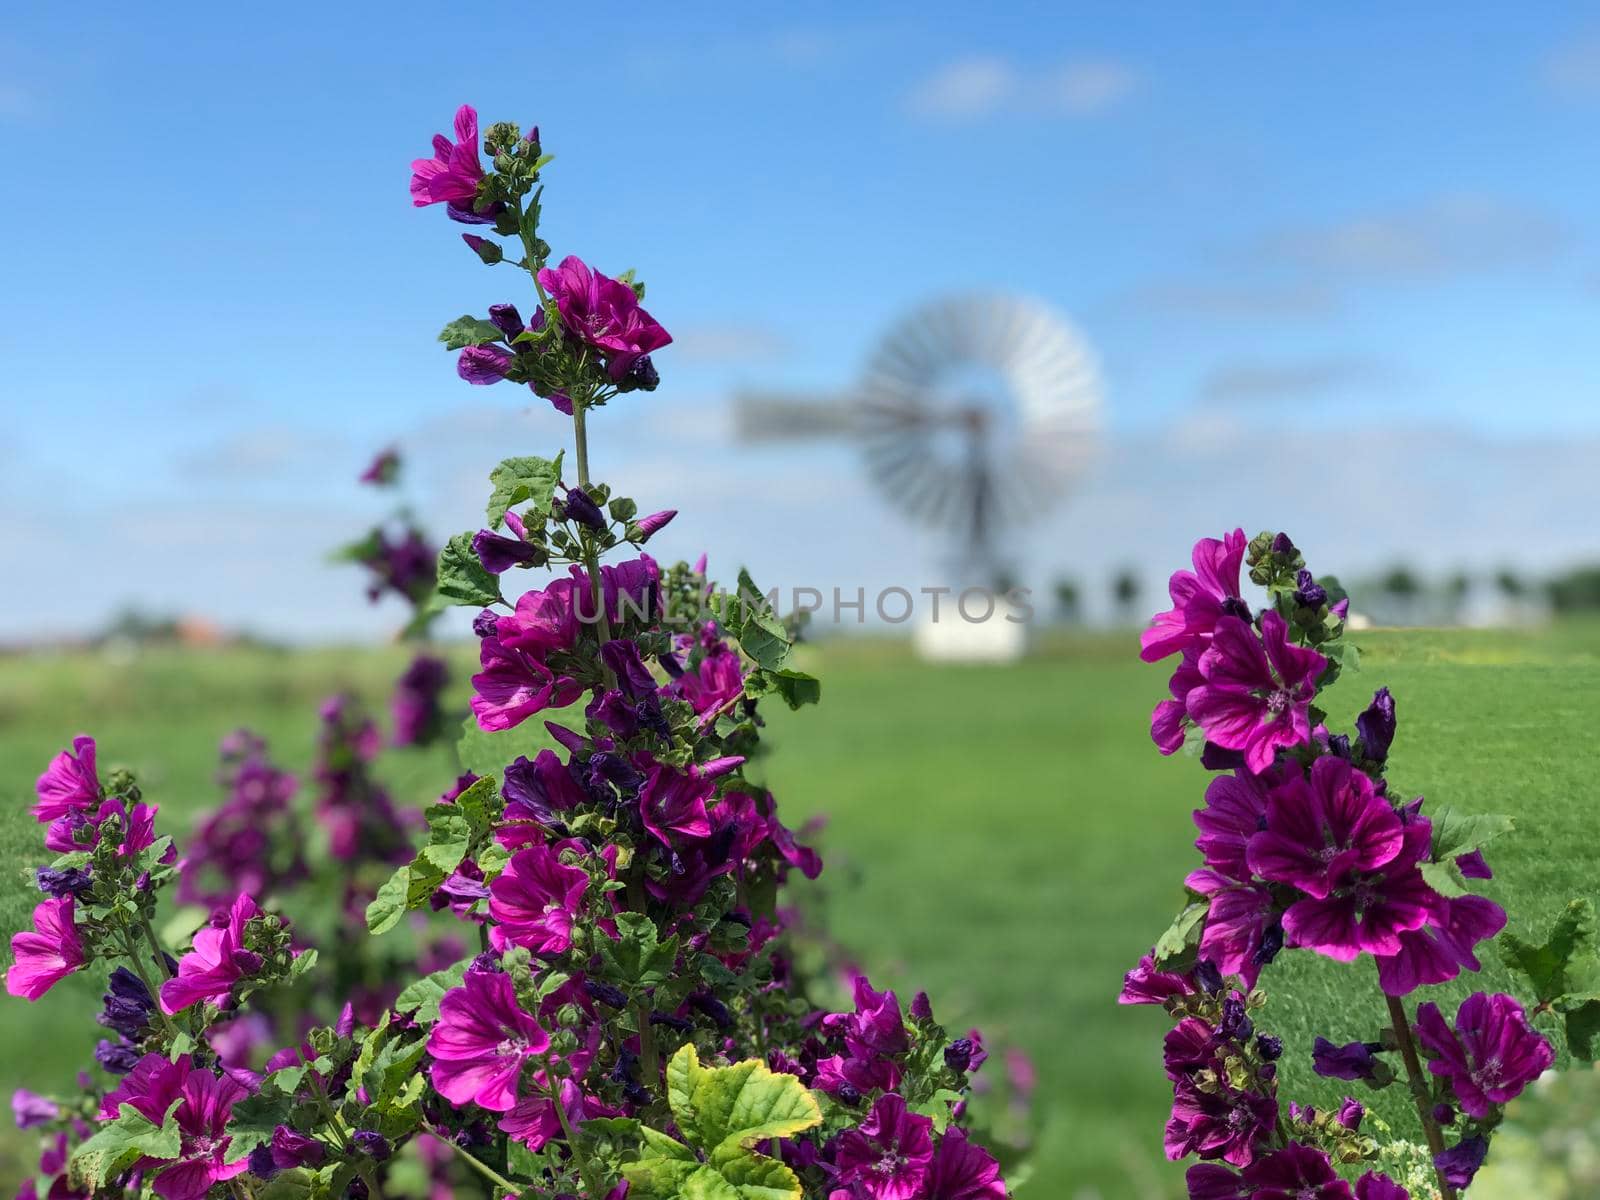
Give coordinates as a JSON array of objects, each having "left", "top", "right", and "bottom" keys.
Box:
[{"left": 3, "top": 627, "right": 1598, "bottom": 1197}]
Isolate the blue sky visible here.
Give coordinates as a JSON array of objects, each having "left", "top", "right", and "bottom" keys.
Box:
[{"left": 5, "top": 3, "right": 1600, "bottom": 639}]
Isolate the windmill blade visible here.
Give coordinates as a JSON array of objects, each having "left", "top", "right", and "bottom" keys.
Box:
[{"left": 854, "top": 294, "right": 1104, "bottom": 544}]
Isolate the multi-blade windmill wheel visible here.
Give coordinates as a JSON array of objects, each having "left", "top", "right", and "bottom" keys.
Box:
[
  {"left": 856, "top": 295, "right": 1101, "bottom": 573},
  {"left": 736, "top": 294, "right": 1103, "bottom": 580}
]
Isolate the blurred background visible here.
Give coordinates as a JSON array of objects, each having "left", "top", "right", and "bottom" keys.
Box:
[{"left": 4, "top": 3, "right": 1600, "bottom": 1197}]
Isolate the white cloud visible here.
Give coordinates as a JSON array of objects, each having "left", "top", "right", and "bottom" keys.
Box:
[
  {"left": 1200, "top": 358, "right": 1398, "bottom": 406},
  {"left": 904, "top": 56, "right": 1137, "bottom": 121},
  {"left": 1250, "top": 195, "right": 1569, "bottom": 279}
]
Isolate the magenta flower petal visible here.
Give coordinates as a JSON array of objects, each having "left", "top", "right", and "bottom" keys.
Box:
[
  {"left": 34, "top": 736, "right": 100, "bottom": 822},
  {"left": 5, "top": 897, "right": 85, "bottom": 1000},
  {"left": 488, "top": 844, "right": 590, "bottom": 955}
]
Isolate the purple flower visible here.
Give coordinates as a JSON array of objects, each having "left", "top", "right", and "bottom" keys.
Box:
[
  {"left": 427, "top": 969, "right": 551, "bottom": 1112},
  {"left": 1118, "top": 951, "right": 1195, "bottom": 1006},
  {"left": 1281, "top": 856, "right": 1438, "bottom": 963},
  {"left": 34, "top": 736, "right": 100, "bottom": 823},
  {"left": 270, "top": 1125, "right": 325, "bottom": 1170},
  {"left": 1185, "top": 869, "right": 1278, "bottom": 988},
  {"left": 1455, "top": 849, "right": 1492, "bottom": 879},
  {"left": 1152, "top": 651, "right": 1204, "bottom": 755},
  {"left": 98, "top": 1054, "right": 249, "bottom": 1200},
  {"left": 1356, "top": 687, "right": 1397, "bottom": 762},
  {"left": 498, "top": 750, "right": 586, "bottom": 843},
  {"left": 391, "top": 654, "right": 449, "bottom": 747},
  {"left": 179, "top": 736, "right": 306, "bottom": 908},
  {"left": 1336, "top": 1097, "right": 1364, "bottom": 1130},
  {"left": 12, "top": 1089, "right": 59, "bottom": 1129},
  {"left": 410, "top": 105, "right": 485, "bottom": 210},
  {"left": 1164, "top": 1076, "right": 1277, "bottom": 1168},
  {"left": 457, "top": 343, "right": 514, "bottom": 384},
  {"left": 1187, "top": 1142, "right": 1353, "bottom": 1198},
  {"left": 1374, "top": 893, "right": 1506, "bottom": 996},
  {"left": 639, "top": 764, "right": 715, "bottom": 847},
  {"left": 1414, "top": 992, "right": 1554, "bottom": 1119},
  {"left": 536, "top": 255, "right": 673, "bottom": 381},
  {"left": 159, "top": 894, "right": 261, "bottom": 1014},
  {"left": 487, "top": 843, "right": 589, "bottom": 955},
  {"left": 358, "top": 448, "right": 400, "bottom": 486},
  {"left": 499, "top": 1078, "right": 616, "bottom": 1151},
  {"left": 834, "top": 1093, "right": 935, "bottom": 1200},
  {"left": 1187, "top": 613, "right": 1326, "bottom": 775},
  {"left": 925, "top": 1128, "right": 1007, "bottom": 1199},
  {"left": 823, "top": 975, "right": 911, "bottom": 1059},
  {"left": 1247, "top": 757, "right": 1403, "bottom": 899},
  {"left": 469, "top": 636, "right": 583, "bottom": 733},
  {"left": 1433, "top": 1136, "right": 1488, "bottom": 1190},
  {"left": 1141, "top": 529, "right": 1248, "bottom": 663},
  {"left": 1311, "top": 1038, "right": 1382, "bottom": 1082},
  {"left": 5, "top": 897, "right": 85, "bottom": 1000},
  {"left": 1354, "top": 1173, "right": 1410, "bottom": 1200},
  {"left": 1193, "top": 769, "right": 1271, "bottom": 882},
  {"left": 96, "top": 1038, "right": 142, "bottom": 1074}
]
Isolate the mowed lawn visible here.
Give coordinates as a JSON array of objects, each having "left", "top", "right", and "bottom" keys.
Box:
[{"left": 2, "top": 627, "right": 1598, "bottom": 1197}]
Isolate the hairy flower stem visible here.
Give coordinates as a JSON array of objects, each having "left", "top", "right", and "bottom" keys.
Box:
[
  {"left": 140, "top": 916, "right": 174, "bottom": 977},
  {"left": 354, "top": 1160, "right": 386, "bottom": 1200},
  {"left": 572, "top": 402, "right": 617, "bottom": 688},
  {"left": 543, "top": 1055, "right": 605, "bottom": 1197},
  {"left": 1383, "top": 989, "right": 1458, "bottom": 1200},
  {"left": 635, "top": 998, "right": 660, "bottom": 1090},
  {"left": 116, "top": 929, "right": 181, "bottom": 1039},
  {"left": 422, "top": 1124, "right": 521, "bottom": 1196}
]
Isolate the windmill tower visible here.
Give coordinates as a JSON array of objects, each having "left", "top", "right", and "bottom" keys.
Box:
[{"left": 735, "top": 294, "right": 1103, "bottom": 659}]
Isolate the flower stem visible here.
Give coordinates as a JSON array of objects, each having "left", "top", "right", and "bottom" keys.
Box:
[
  {"left": 543, "top": 1057, "right": 606, "bottom": 1197},
  {"left": 635, "top": 998, "right": 660, "bottom": 1091},
  {"left": 117, "top": 930, "right": 181, "bottom": 1039},
  {"left": 140, "top": 916, "right": 174, "bottom": 978},
  {"left": 422, "top": 1124, "right": 521, "bottom": 1195},
  {"left": 571, "top": 403, "right": 617, "bottom": 686},
  {"left": 1382, "top": 988, "right": 1458, "bottom": 1200}
]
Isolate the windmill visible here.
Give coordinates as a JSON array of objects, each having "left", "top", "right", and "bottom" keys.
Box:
[{"left": 735, "top": 295, "right": 1103, "bottom": 627}]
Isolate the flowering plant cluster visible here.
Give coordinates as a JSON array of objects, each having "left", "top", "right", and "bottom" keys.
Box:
[
  {"left": 1123, "top": 530, "right": 1597, "bottom": 1198},
  {"left": 6, "top": 107, "right": 1021, "bottom": 1200}
]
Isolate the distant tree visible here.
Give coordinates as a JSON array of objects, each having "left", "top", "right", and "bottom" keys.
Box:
[
  {"left": 1111, "top": 568, "right": 1141, "bottom": 623},
  {"left": 1053, "top": 578, "right": 1082, "bottom": 624},
  {"left": 1494, "top": 568, "right": 1526, "bottom": 599},
  {"left": 1380, "top": 566, "right": 1421, "bottom": 601},
  {"left": 1444, "top": 570, "right": 1471, "bottom": 621},
  {"left": 1547, "top": 565, "right": 1600, "bottom": 614}
]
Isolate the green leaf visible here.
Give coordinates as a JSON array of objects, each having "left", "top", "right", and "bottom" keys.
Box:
[
  {"left": 1153, "top": 901, "right": 1208, "bottom": 971},
  {"left": 601, "top": 912, "right": 679, "bottom": 989},
  {"left": 1420, "top": 860, "right": 1468, "bottom": 899},
  {"left": 664, "top": 1043, "right": 822, "bottom": 1156},
  {"left": 225, "top": 1089, "right": 296, "bottom": 1157},
  {"left": 438, "top": 315, "right": 506, "bottom": 350},
  {"left": 622, "top": 1155, "right": 702, "bottom": 1199},
  {"left": 1430, "top": 808, "right": 1516, "bottom": 862},
  {"left": 1563, "top": 1000, "right": 1600, "bottom": 1061},
  {"left": 258, "top": 1168, "right": 316, "bottom": 1200},
  {"left": 430, "top": 532, "right": 503, "bottom": 612},
  {"left": 748, "top": 667, "right": 820, "bottom": 710},
  {"left": 1501, "top": 899, "right": 1599, "bottom": 1006},
  {"left": 71, "top": 1101, "right": 183, "bottom": 1188},
  {"left": 395, "top": 958, "right": 472, "bottom": 1023},
  {"left": 456, "top": 709, "right": 577, "bottom": 777},
  {"left": 365, "top": 802, "right": 477, "bottom": 934},
  {"left": 711, "top": 1143, "right": 806, "bottom": 1200},
  {"left": 487, "top": 453, "right": 564, "bottom": 530}
]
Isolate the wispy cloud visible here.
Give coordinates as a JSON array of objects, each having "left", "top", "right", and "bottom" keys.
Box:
[
  {"left": 1113, "top": 280, "right": 1338, "bottom": 320},
  {"left": 1248, "top": 195, "right": 1569, "bottom": 280},
  {"left": 904, "top": 56, "right": 1138, "bottom": 121},
  {"left": 1200, "top": 358, "right": 1398, "bottom": 406},
  {"left": 1542, "top": 34, "right": 1600, "bottom": 100},
  {"left": 673, "top": 324, "right": 793, "bottom": 365}
]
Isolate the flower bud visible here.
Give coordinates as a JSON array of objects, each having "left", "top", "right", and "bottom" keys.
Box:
[
  {"left": 944, "top": 1037, "right": 975, "bottom": 1074},
  {"left": 352, "top": 1131, "right": 390, "bottom": 1160},
  {"left": 560, "top": 487, "right": 606, "bottom": 531},
  {"left": 462, "top": 234, "right": 503, "bottom": 264},
  {"left": 1356, "top": 687, "right": 1396, "bottom": 762}
]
